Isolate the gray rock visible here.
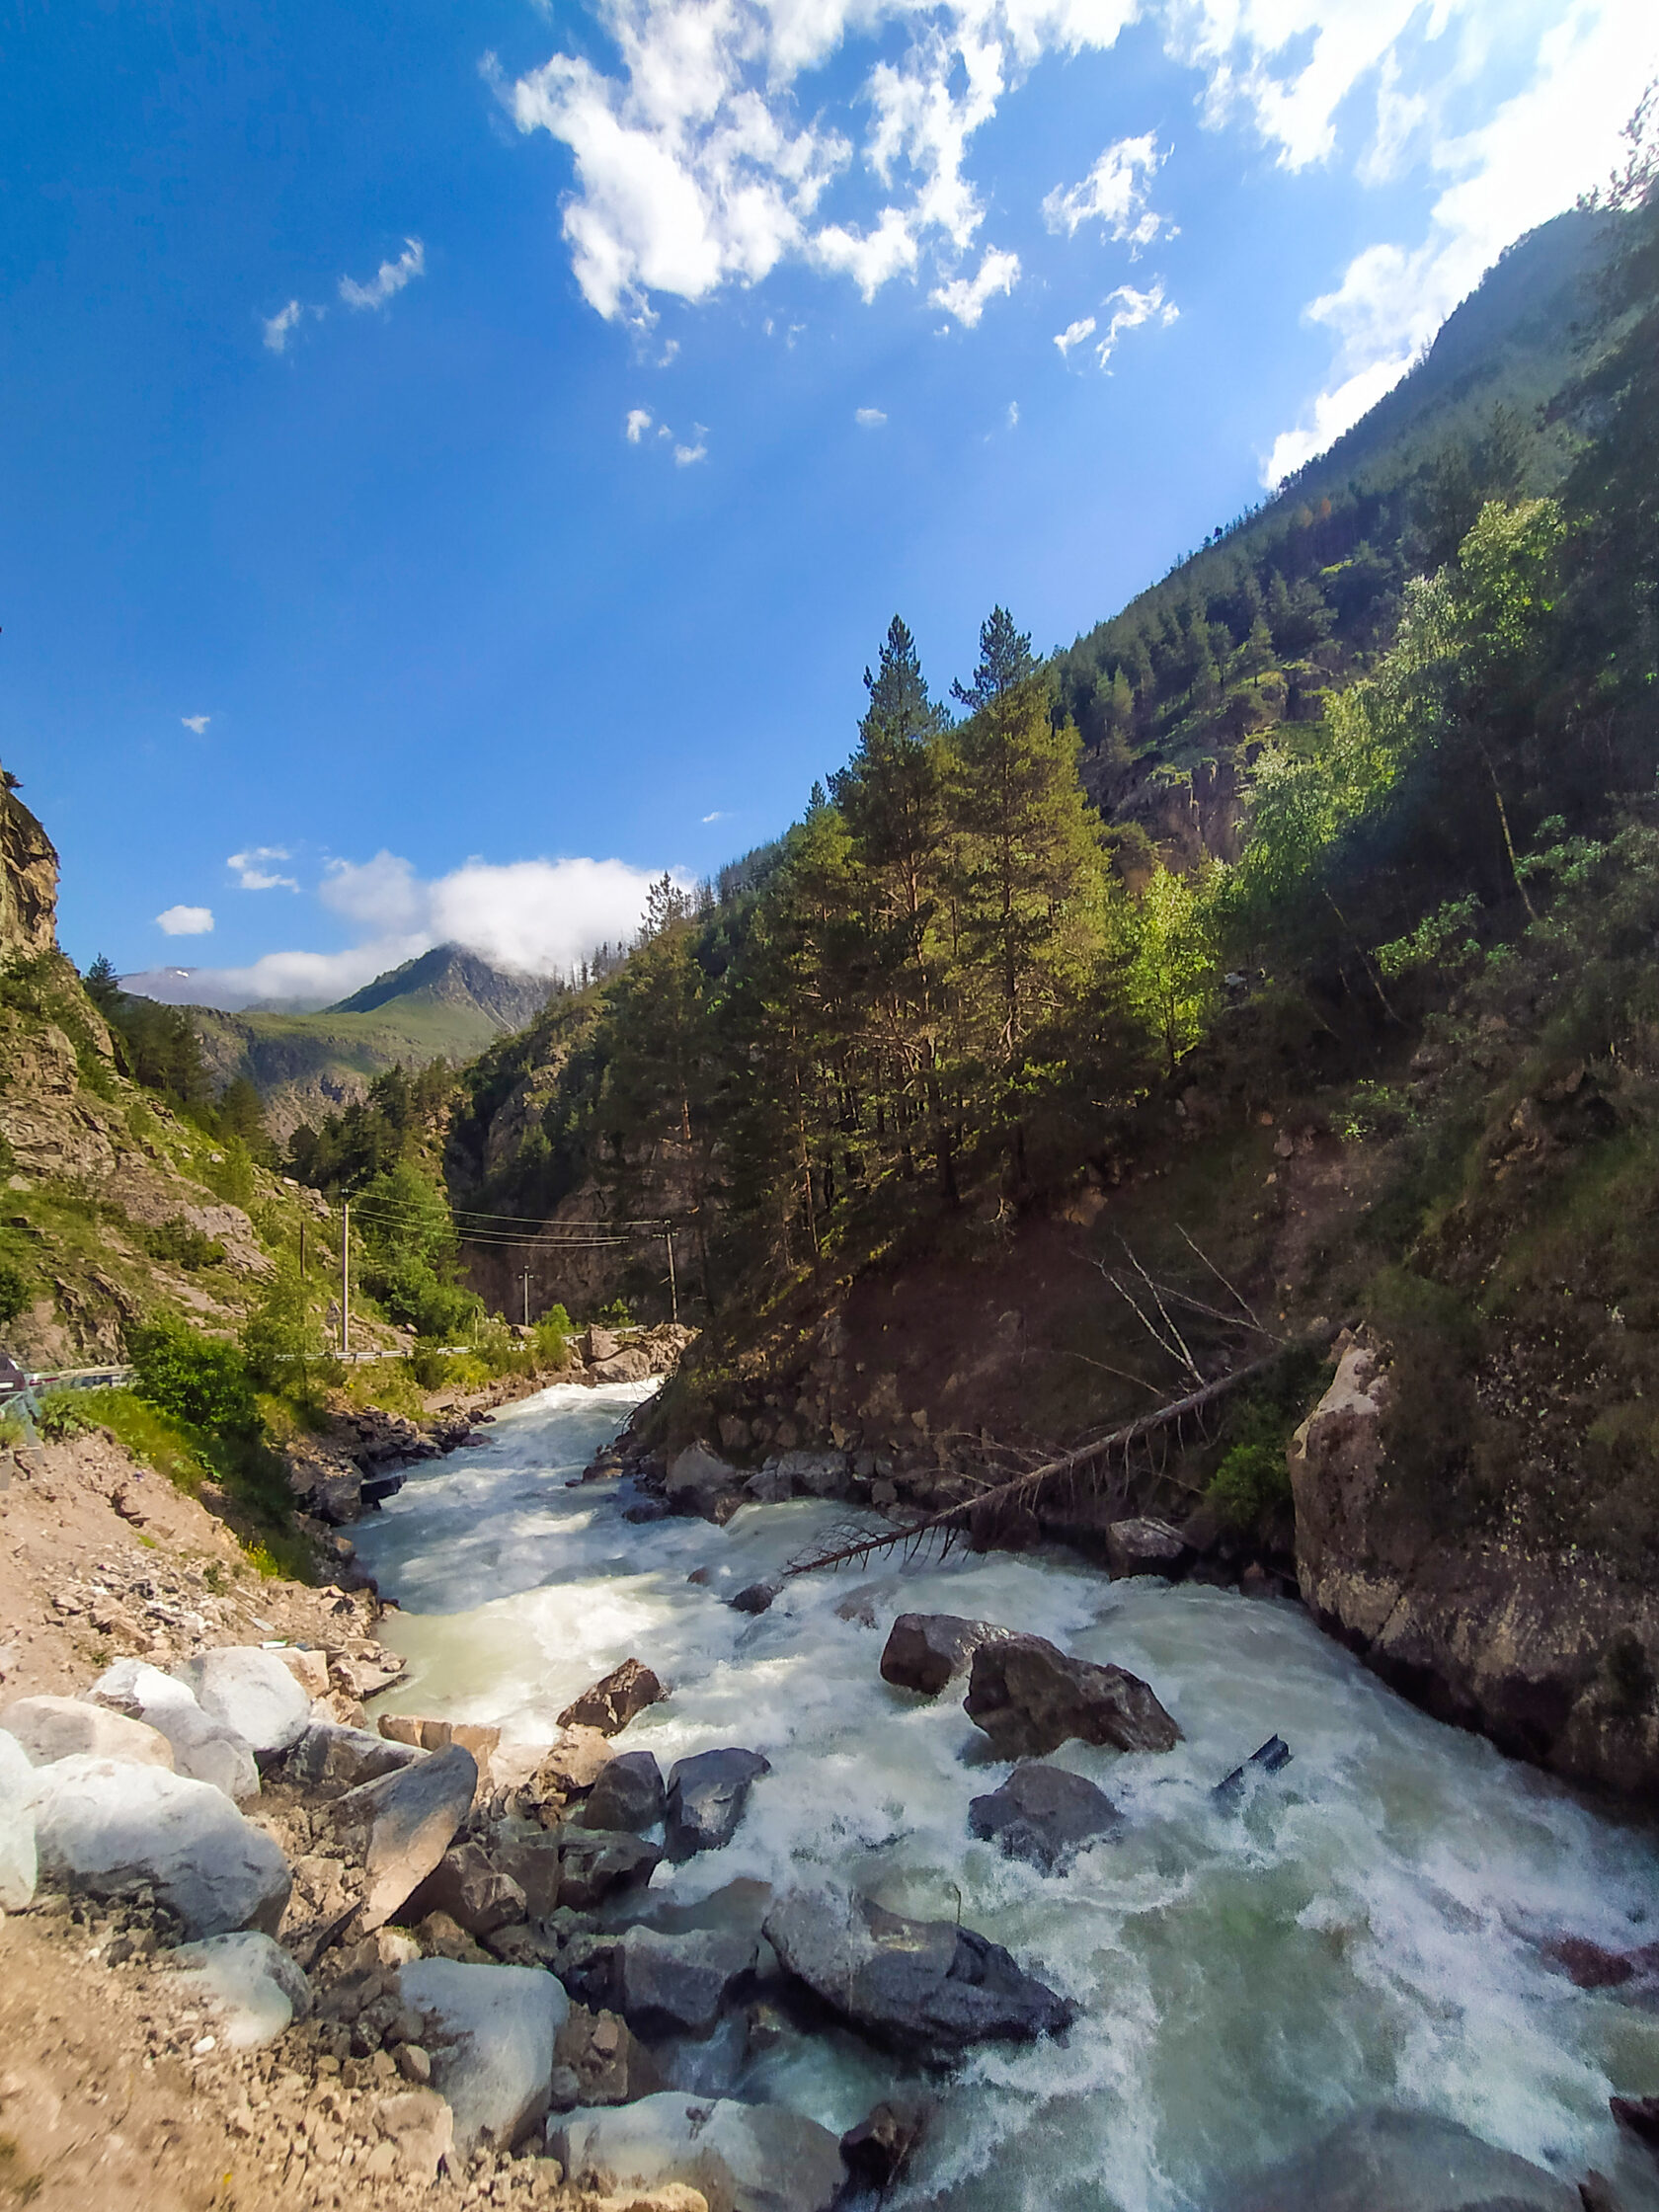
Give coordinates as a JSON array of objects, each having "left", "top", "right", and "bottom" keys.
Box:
[
  {"left": 285, "top": 1722, "right": 425, "bottom": 1793},
  {"left": 26, "top": 1755, "right": 291, "bottom": 1937},
  {"left": 397, "top": 1956, "right": 567, "bottom": 2153},
  {"left": 840, "top": 2100, "right": 930, "bottom": 2192},
  {"left": 169, "top": 1931, "right": 312, "bottom": 2048},
  {"left": 1231, "top": 2109, "right": 1577, "bottom": 2212},
  {"left": 0, "top": 1695, "right": 175, "bottom": 1771},
  {"left": 617, "top": 1925, "right": 758, "bottom": 2040},
  {"left": 964, "top": 1634, "right": 1181, "bottom": 1758},
  {"left": 312, "top": 1473, "right": 363, "bottom": 1526},
  {"left": 880, "top": 1614, "right": 1013, "bottom": 1697},
  {"left": 666, "top": 1443, "right": 738, "bottom": 1502},
  {"left": 0, "top": 1726, "right": 38, "bottom": 1909},
  {"left": 490, "top": 1827, "right": 565, "bottom": 1919},
  {"left": 554, "top": 2093, "right": 844, "bottom": 2212},
  {"left": 373, "top": 2088, "right": 454, "bottom": 2185},
  {"left": 557, "top": 1659, "right": 664, "bottom": 1737},
  {"left": 578, "top": 1750, "right": 666, "bottom": 1835},
  {"left": 88, "top": 1660, "right": 260, "bottom": 1801},
  {"left": 745, "top": 1465, "right": 796, "bottom": 1505},
  {"left": 332, "top": 1743, "right": 477, "bottom": 1931},
  {"left": 404, "top": 1842, "right": 528, "bottom": 1936},
  {"left": 555, "top": 1827, "right": 663, "bottom": 1910},
  {"left": 772, "top": 1449, "right": 850, "bottom": 1498},
  {"left": 1103, "top": 1516, "right": 1192, "bottom": 1580},
  {"left": 763, "top": 1886, "right": 1071, "bottom": 2064},
  {"left": 665, "top": 1748, "right": 770, "bottom": 1859},
  {"left": 968, "top": 1762, "right": 1122, "bottom": 1872},
  {"left": 173, "top": 1646, "right": 311, "bottom": 1761},
  {"left": 730, "top": 1582, "right": 779, "bottom": 1616}
]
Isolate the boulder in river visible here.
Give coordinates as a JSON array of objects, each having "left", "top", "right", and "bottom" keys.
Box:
[
  {"left": 665, "top": 1748, "right": 770, "bottom": 1859},
  {"left": 332, "top": 1742, "right": 477, "bottom": 1931},
  {"left": 730, "top": 1582, "right": 779, "bottom": 1616},
  {"left": 617, "top": 1925, "right": 759, "bottom": 2040},
  {"left": 559, "top": 1659, "right": 665, "bottom": 1737},
  {"left": 1231, "top": 2108, "right": 1577, "bottom": 2212},
  {"left": 404, "top": 1841, "right": 528, "bottom": 1936},
  {"left": 0, "top": 1726, "right": 38, "bottom": 1908},
  {"left": 555, "top": 1825, "right": 664, "bottom": 1909},
  {"left": 0, "top": 1693, "right": 176, "bottom": 1771},
  {"left": 968, "top": 1762, "right": 1122, "bottom": 1872},
  {"left": 580, "top": 1749, "right": 667, "bottom": 1835},
  {"left": 87, "top": 1660, "right": 260, "bottom": 1801},
  {"left": 173, "top": 1646, "right": 311, "bottom": 1761},
  {"left": 880, "top": 1614, "right": 1014, "bottom": 1697},
  {"left": 398, "top": 1956, "right": 567, "bottom": 2153},
  {"left": 553, "top": 2093, "right": 844, "bottom": 2212},
  {"left": 963, "top": 1634, "right": 1181, "bottom": 1758},
  {"left": 666, "top": 1444, "right": 739, "bottom": 1506},
  {"left": 530, "top": 1725, "right": 619, "bottom": 1805},
  {"left": 840, "top": 2099, "right": 930, "bottom": 2192},
  {"left": 762, "top": 1886, "right": 1072, "bottom": 2064},
  {"left": 26, "top": 1754, "right": 291, "bottom": 1938},
  {"left": 1103, "top": 1516, "right": 1192, "bottom": 1580}
]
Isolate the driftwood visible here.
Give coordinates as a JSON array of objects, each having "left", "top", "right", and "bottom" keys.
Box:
[{"left": 785, "top": 1346, "right": 1291, "bottom": 1582}]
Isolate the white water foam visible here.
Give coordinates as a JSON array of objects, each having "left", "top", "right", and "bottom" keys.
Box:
[{"left": 353, "top": 1381, "right": 1659, "bottom": 2210}]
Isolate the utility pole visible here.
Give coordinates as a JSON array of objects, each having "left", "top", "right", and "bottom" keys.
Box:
[
  {"left": 520, "top": 1268, "right": 534, "bottom": 1329},
  {"left": 664, "top": 1225, "right": 679, "bottom": 1326},
  {"left": 341, "top": 1199, "right": 351, "bottom": 1358}
]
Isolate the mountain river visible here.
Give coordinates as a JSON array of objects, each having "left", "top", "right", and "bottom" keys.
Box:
[{"left": 353, "top": 1379, "right": 1659, "bottom": 2211}]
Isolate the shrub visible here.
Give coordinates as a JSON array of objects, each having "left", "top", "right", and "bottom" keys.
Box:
[
  {"left": 36, "top": 1389, "right": 97, "bottom": 1442},
  {"left": 0, "top": 1260, "right": 33, "bottom": 1327},
  {"left": 138, "top": 1216, "right": 227, "bottom": 1270},
  {"left": 128, "top": 1317, "right": 259, "bottom": 1436}
]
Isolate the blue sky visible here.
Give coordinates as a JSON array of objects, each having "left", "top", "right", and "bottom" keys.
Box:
[{"left": 5, "top": 0, "right": 1655, "bottom": 1005}]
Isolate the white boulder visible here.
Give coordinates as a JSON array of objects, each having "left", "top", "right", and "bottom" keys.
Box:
[
  {"left": 0, "top": 1694, "right": 175, "bottom": 1771},
  {"left": 27, "top": 1755, "right": 291, "bottom": 1937},
  {"left": 88, "top": 1659, "right": 260, "bottom": 1800},
  {"left": 554, "top": 2094, "right": 844, "bottom": 2212},
  {"left": 397, "top": 1957, "right": 567, "bottom": 2152},
  {"left": 0, "top": 1726, "right": 38, "bottom": 1909},
  {"left": 169, "top": 1931, "right": 312, "bottom": 2047},
  {"left": 173, "top": 1647, "right": 311, "bottom": 1760}
]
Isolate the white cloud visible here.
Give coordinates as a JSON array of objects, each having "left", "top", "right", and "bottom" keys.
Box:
[
  {"left": 1096, "top": 278, "right": 1177, "bottom": 363},
  {"left": 812, "top": 208, "right": 920, "bottom": 301},
  {"left": 672, "top": 438, "right": 708, "bottom": 464},
  {"left": 181, "top": 714, "right": 210, "bottom": 735},
  {"left": 855, "top": 406, "right": 888, "bottom": 427},
  {"left": 227, "top": 846, "right": 299, "bottom": 893},
  {"left": 1054, "top": 314, "right": 1096, "bottom": 356},
  {"left": 702, "top": 810, "right": 730, "bottom": 823},
  {"left": 1043, "top": 131, "right": 1172, "bottom": 252},
  {"left": 626, "top": 407, "right": 655, "bottom": 440},
  {"left": 156, "top": 905, "right": 214, "bottom": 936},
  {"left": 1006, "top": 399, "right": 1019, "bottom": 428},
  {"left": 320, "top": 851, "right": 428, "bottom": 935},
  {"left": 263, "top": 301, "right": 304, "bottom": 355},
  {"left": 931, "top": 245, "right": 1020, "bottom": 327},
  {"left": 339, "top": 238, "right": 426, "bottom": 312}
]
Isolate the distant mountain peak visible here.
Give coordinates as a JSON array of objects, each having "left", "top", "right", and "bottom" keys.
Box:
[{"left": 329, "top": 942, "right": 552, "bottom": 1030}]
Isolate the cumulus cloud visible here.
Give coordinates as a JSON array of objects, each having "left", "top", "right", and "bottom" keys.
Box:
[
  {"left": 624, "top": 406, "right": 707, "bottom": 462},
  {"left": 228, "top": 846, "right": 299, "bottom": 893},
  {"left": 181, "top": 714, "right": 210, "bottom": 735},
  {"left": 1043, "top": 131, "right": 1172, "bottom": 252},
  {"left": 156, "top": 905, "right": 214, "bottom": 936},
  {"left": 931, "top": 245, "right": 1020, "bottom": 327},
  {"left": 1054, "top": 314, "right": 1096, "bottom": 357},
  {"left": 855, "top": 406, "right": 888, "bottom": 427},
  {"left": 1096, "top": 278, "right": 1177, "bottom": 363},
  {"left": 625, "top": 407, "right": 655, "bottom": 440},
  {"left": 672, "top": 437, "right": 707, "bottom": 465},
  {"left": 263, "top": 301, "right": 305, "bottom": 355},
  {"left": 339, "top": 238, "right": 426, "bottom": 312},
  {"left": 129, "top": 850, "right": 677, "bottom": 1009}
]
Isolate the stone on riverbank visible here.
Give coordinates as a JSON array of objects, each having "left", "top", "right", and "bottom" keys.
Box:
[
  {"left": 762, "top": 1886, "right": 1072, "bottom": 2064},
  {"left": 168, "top": 1930, "right": 313, "bottom": 2047},
  {"left": 373, "top": 2088, "right": 456, "bottom": 2185},
  {"left": 617, "top": 1925, "right": 759, "bottom": 2040},
  {"left": 285, "top": 1720, "right": 424, "bottom": 1793},
  {"left": 555, "top": 1826, "right": 664, "bottom": 1909},
  {"left": 553, "top": 2093, "right": 844, "bottom": 2212},
  {"left": 880, "top": 1614, "right": 1014, "bottom": 1697},
  {"left": 0, "top": 1693, "right": 176, "bottom": 1771},
  {"left": 559, "top": 1660, "right": 665, "bottom": 1737},
  {"left": 404, "top": 1841, "right": 528, "bottom": 1936},
  {"left": 174, "top": 1646, "right": 311, "bottom": 1761},
  {"left": 964, "top": 1634, "right": 1181, "bottom": 1758},
  {"left": 398, "top": 1956, "right": 567, "bottom": 2153},
  {"left": 0, "top": 1725, "right": 38, "bottom": 1907},
  {"left": 579, "top": 1750, "right": 667, "bottom": 1835},
  {"left": 1103, "top": 1517, "right": 1192, "bottom": 1580},
  {"left": 968, "top": 1762, "right": 1122, "bottom": 1871},
  {"left": 332, "top": 1742, "right": 477, "bottom": 1931},
  {"left": 26, "top": 1755, "right": 291, "bottom": 1937},
  {"left": 665, "top": 1749, "right": 770, "bottom": 1860},
  {"left": 87, "top": 1659, "right": 261, "bottom": 1800}
]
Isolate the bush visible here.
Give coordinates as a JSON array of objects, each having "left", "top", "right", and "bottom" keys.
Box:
[
  {"left": 241, "top": 1261, "right": 340, "bottom": 1399},
  {"left": 129, "top": 1317, "right": 259, "bottom": 1436},
  {"left": 1205, "top": 1343, "right": 1327, "bottom": 1534},
  {"left": 0, "top": 1259, "right": 33, "bottom": 1327},
  {"left": 36, "top": 1389, "right": 97, "bottom": 1442},
  {"left": 70, "top": 1388, "right": 206, "bottom": 1493},
  {"left": 138, "top": 1216, "right": 227, "bottom": 1270}
]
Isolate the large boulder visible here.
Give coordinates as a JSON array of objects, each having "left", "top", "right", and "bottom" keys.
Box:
[
  {"left": 404, "top": 1843, "right": 528, "bottom": 1937},
  {"left": 1103, "top": 1517, "right": 1192, "bottom": 1580},
  {"left": 489, "top": 1826, "right": 564, "bottom": 1919},
  {"left": 555, "top": 1826, "right": 663, "bottom": 1910},
  {"left": 173, "top": 1647, "right": 311, "bottom": 1761},
  {"left": 397, "top": 1957, "right": 567, "bottom": 2153},
  {"left": 968, "top": 1762, "right": 1122, "bottom": 1872},
  {"left": 87, "top": 1660, "right": 260, "bottom": 1801},
  {"left": 168, "top": 1931, "right": 312, "bottom": 2048},
  {"left": 763, "top": 1887, "right": 1072, "bottom": 2064},
  {"left": 880, "top": 1614, "right": 1014, "bottom": 1697},
  {"left": 579, "top": 1750, "right": 666, "bottom": 1835},
  {"left": 665, "top": 1749, "right": 770, "bottom": 1859},
  {"left": 616, "top": 1926, "right": 758, "bottom": 2040},
  {"left": 26, "top": 1756, "right": 291, "bottom": 1937},
  {"left": 558, "top": 1660, "right": 665, "bottom": 1737},
  {"left": 529, "top": 1725, "right": 618, "bottom": 1806},
  {"left": 963, "top": 1635, "right": 1181, "bottom": 1758},
  {"left": 332, "top": 1743, "right": 477, "bottom": 1931},
  {"left": 554, "top": 2094, "right": 844, "bottom": 2212},
  {"left": 285, "top": 1722, "right": 424, "bottom": 1794},
  {"left": 0, "top": 1694, "right": 175, "bottom": 1771},
  {"left": 665, "top": 1444, "right": 739, "bottom": 1507},
  {"left": 1232, "top": 2109, "right": 1577, "bottom": 2212},
  {"left": 0, "top": 1726, "right": 38, "bottom": 1908}
]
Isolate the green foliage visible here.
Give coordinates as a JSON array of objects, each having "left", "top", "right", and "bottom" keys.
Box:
[
  {"left": 36, "top": 1389, "right": 98, "bottom": 1441},
  {"left": 1206, "top": 1345, "right": 1327, "bottom": 1533},
  {"left": 129, "top": 1317, "right": 259, "bottom": 1436},
  {"left": 137, "top": 1216, "right": 227, "bottom": 1270},
  {"left": 69, "top": 1388, "right": 207, "bottom": 1493},
  {"left": 594, "top": 1298, "right": 634, "bottom": 1327},
  {"left": 1366, "top": 1269, "right": 1481, "bottom": 1510},
  {"left": 240, "top": 1260, "right": 340, "bottom": 1400},
  {"left": 0, "top": 1260, "right": 34, "bottom": 1327},
  {"left": 353, "top": 1158, "right": 480, "bottom": 1340}
]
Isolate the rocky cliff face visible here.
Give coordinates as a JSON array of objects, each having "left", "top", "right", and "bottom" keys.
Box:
[
  {"left": 0, "top": 779, "right": 59, "bottom": 961},
  {"left": 1290, "top": 1334, "right": 1659, "bottom": 1800}
]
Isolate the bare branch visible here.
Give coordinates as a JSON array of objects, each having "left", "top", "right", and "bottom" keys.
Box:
[
  {"left": 1175, "top": 1224, "right": 1265, "bottom": 1328},
  {"left": 1120, "top": 1239, "right": 1202, "bottom": 1383}
]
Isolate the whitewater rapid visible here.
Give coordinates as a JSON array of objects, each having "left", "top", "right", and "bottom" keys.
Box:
[{"left": 353, "top": 1380, "right": 1659, "bottom": 2211}]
